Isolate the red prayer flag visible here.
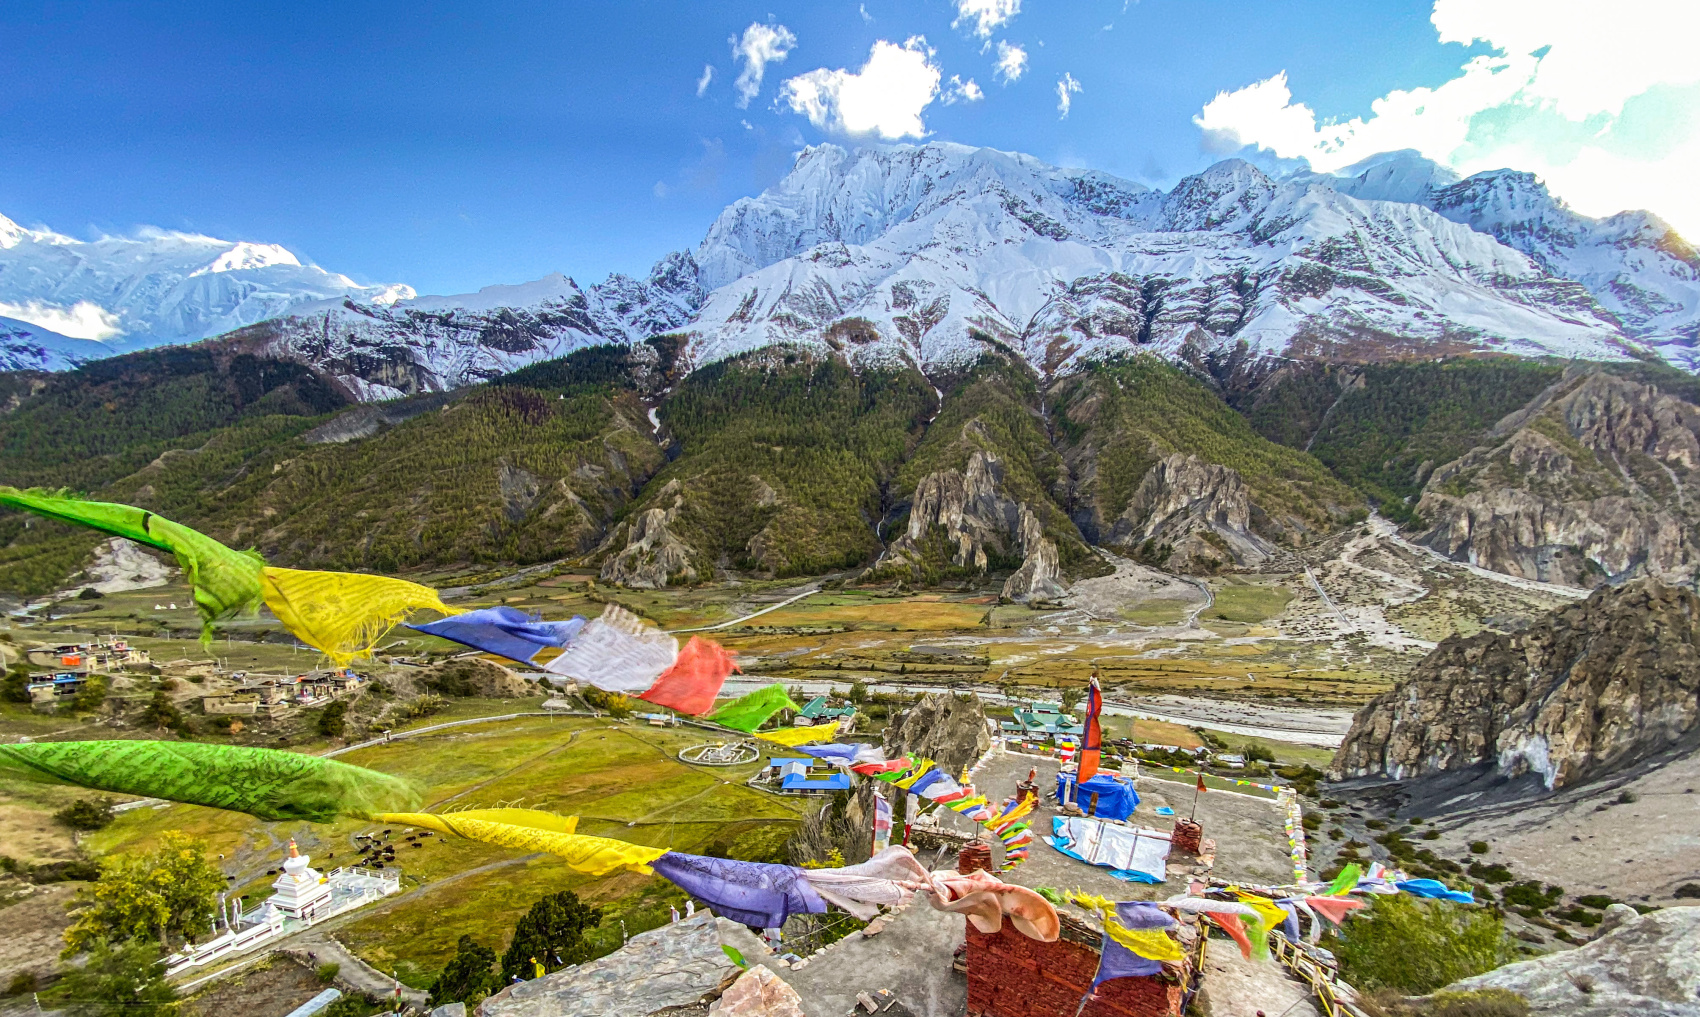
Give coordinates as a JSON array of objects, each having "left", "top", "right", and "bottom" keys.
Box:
[
  {"left": 1196, "top": 771, "right": 1208, "bottom": 794},
  {"left": 638, "top": 636, "right": 738, "bottom": 715},
  {"left": 1077, "top": 676, "right": 1103, "bottom": 783}
]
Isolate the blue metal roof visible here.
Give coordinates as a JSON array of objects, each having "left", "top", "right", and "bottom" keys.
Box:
[{"left": 781, "top": 771, "right": 852, "bottom": 791}]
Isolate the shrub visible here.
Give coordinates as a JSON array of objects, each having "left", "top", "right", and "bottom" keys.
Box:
[
  {"left": 500, "top": 890, "right": 603, "bottom": 982},
  {"left": 1469, "top": 841, "right": 1489, "bottom": 854},
  {"left": 140, "top": 691, "right": 183, "bottom": 731},
  {"left": 54, "top": 797, "right": 115, "bottom": 832},
  {"left": 1575, "top": 895, "right": 1615, "bottom": 910},
  {"left": 6, "top": 971, "right": 38, "bottom": 996},
  {"left": 1329, "top": 895, "right": 1515, "bottom": 994},
  {"left": 1673, "top": 883, "right": 1700, "bottom": 899},
  {"left": 1, "top": 666, "right": 32, "bottom": 703},
  {"left": 316, "top": 963, "right": 340, "bottom": 983},
  {"left": 1467, "top": 861, "right": 1513, "bottom": 883},
  {"left": 318, "top": 701, "right": 348, "bottom": 738},
  {"left": 579, "top": 686, "right": 631, "bottom": 718},
  {"left": 1500, "top": 881, "right": 1562, "bottom": 910},
  {"left": 428, "top": 936, "right": 499, "bottom": 1007},
  {"left": 77, "top": 587, "right": 103, "bottom": 600},
  {"left": 1422, "top": 830, "right": 1440, "bottom": 840}
]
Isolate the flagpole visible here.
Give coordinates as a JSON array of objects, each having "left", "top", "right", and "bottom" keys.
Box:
[{"left": 1190, "top": 770, "right": 1204, "bottom": 820}]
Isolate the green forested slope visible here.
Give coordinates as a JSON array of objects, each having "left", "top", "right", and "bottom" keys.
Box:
[
  {"left": 1049, "top": 355, "right": 1360, "bottom": 545},
  {"left": 604, "top": 349, "right": 936, "bottom": 577}
]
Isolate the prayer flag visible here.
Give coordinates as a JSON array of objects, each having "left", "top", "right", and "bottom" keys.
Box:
[
  {"left": 261, "top": 567, "right": 452, "bottom": 668},
  {"left": 0, "top": 487, "right": 265, "bottom": 644},
  {"left": 872, "top": 793, "right": 892, "bottom": 853},
  {"left": 406, "top": 606, "right": 584, "bottom": 664},
  {"left": 640, "top": 636, "right": 738, "bottom": 715},
  {"left": 753, "top": 726, "right": 839, "bottom": 748},
  {"left": 708, "top": 684, "right": 801, "bottom": 733},
  {"left": 544, "top": 604, "right": 677, "bottom": 693},
  {"left": 374, "top": 811, "right": 666, "bottom": 875},
  {"left": 649, "top": 852, "right": 826, "bottom": 929},
  {"left": 1077, "top": 675, "right": 1103, "bottom": 783}
]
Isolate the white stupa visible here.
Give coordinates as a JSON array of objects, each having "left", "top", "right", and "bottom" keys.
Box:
[{"left": 269, "top": 839, "right": 332, "bottom": 922}]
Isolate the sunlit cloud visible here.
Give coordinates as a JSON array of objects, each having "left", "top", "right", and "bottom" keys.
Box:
[
  {"left": 952, "top": 0, "right": 1020, "bottom": 40},
  {"left": 1056, "top": 72, "right": 1081, "bottom": 119},
  {"left": 993, "top": 41, "right": 1027, "bottom": 83},
  {"left": 1194, "top": 0, "right": 1700, "bottom": 236},
  {"left": 0, "top": 299, "right": 124, "bottom": 340},
  {"left": 731, "top": 22, "right": 797, "bottom": 108},
  {"left": 782, "top": 37, "right": 943, "bottom": 139},
  {"left": 695, "top": 64, "right": 714, "bottom": 98}
]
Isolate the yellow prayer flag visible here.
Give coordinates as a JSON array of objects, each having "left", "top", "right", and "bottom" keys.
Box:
[
  {"left": 375, "top": 811, "right": 666, "bottom": 875},
  {"left": 753, "top": 726, "right": 839, "bottom": 748},
  {"left": 261, "top": 567, "right": 453, "bottom": 667}
]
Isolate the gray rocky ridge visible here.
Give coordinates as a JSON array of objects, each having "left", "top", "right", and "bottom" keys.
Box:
[
  {"left": 1108, "top": 453, "right": 1275, "bottom": 570},
  {"left": 1334, "top": 578, "right": 1700, "bottom": 789}
]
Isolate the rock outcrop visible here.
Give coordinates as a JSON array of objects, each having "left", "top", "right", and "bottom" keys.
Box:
[
  {"left": 883, "top": 691, "right": 991, "bottom": 775},
  {"left": 1334, "top": 579, "right": 1700, "bottom": 789},
  {"left": 477, "top": 913, "right": 740, "bottom": 1017},
  {"left": 1447, "top": 905, "right": 1700, "bottom": 1017},
  {"left": 600, "top": 479, "right": 699, "bottom": 588},
  {"left": 417, "top": 657, "right": 532, "bottom": 698},
  {"left": 1415, "top": 369, "right": 1700, "bottom": 587},
  {"left": 1107, "top": 453, "right": 1275, "bottom": 571},
  {"left": 878, "top": 451, "right": 1068, "bottom": 601}
]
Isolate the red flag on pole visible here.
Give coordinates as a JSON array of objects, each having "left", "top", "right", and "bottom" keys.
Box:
[{"left": 1077, "top": 673, "right": 1103, "bottom": 783}]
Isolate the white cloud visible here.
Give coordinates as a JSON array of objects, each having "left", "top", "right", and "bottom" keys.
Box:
[
  {"left": 1056, "top": 72, "right": 1081, "bottom": 118},
  {"left": 0, "top": 299, "right": 124, "bottom": 341},
  {"left": 1193, "top": 0, "right": 1700, "bottom": 237},
  {"left": 952, "top": 0, "right": 1020, "bottom": 39},
  {"left": 695, "top": 64, "right": 715, "bottom": 98},
  {"left": 942, "top": 75, "right": 984, "bottom": 105},
  {"left": 993, "top": 41, "right": 1027, "bottom": 83},
  {"left": 731, "top": 22, "right": 797, "bottom": 108},
  {"left": 781, "top": 37, "right": 943, "bottom": 139},
  {"left": 859, "top": 3, "right": 873, "bottom": 23}
]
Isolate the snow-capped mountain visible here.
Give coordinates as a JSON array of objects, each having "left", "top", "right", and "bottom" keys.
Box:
[
  {"left": 0, "top": 212, "right": 411, "bottom": 350},
  {"left": 680, "top": 144, "right": 1630, "bottom": 375},
  {"left": 0, "top": 315, "right": 115, "bottom": 372},
  {"left": 244, "top": 256, "right": 702, "bottom": 399},
  {"left": 7, "top": 141, "right": 1697, "bottom": 395},
  {"left": 1319, "top": 152, "right": 1700, "bottom": 364}
]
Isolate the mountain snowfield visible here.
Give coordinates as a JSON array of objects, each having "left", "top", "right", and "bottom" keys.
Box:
[
  {"left": 0, "top": 212, "right": 413, "bottom": 370},
  {"left": 3, "top": 142, "right": 1698, "bottom": 391}
]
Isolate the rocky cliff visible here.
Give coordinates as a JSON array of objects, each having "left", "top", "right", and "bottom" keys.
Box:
[
  {"left": 599, "top": 479, "right": 699, "bottom": 588},
  {"left": 1107, "top": 453, "right": 1275, "bottom": 571},
  {"left": 1415, "top": 368, "right": 1700, "bottom": 587},
  {"left": 882, "top": 691, "right": 992, "bottom": 775},
  {"left": 877, "top": 450, "right": 1068, "bottom": 601},
  {"left": 1334, "top": 579, "right": 1700, "bottom": 789}
]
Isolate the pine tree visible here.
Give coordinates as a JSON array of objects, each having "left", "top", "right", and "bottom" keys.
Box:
[
  {"left": 499, "top": 890, "right": 603, "bottom": 982},
  {"left": 428, "top": 935, "right": 501, "bottom": 1007}
]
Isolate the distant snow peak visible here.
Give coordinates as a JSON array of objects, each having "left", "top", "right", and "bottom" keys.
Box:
[{"left": 189, "top": 241, "right": 302, "bottom": 276}]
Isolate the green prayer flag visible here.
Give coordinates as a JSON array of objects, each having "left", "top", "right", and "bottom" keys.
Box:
[
  {"left": 0, "top": 487, "right": 265, "bottom": 643},
  {"left": 0, "top": 740, "right": 420, "bottom": 823},
  {"left": 707, "top": 684, "right": 802, "bottom": 733},
  {"left": 1326, "top": 862, "right": 1362, "bottom": 896}
]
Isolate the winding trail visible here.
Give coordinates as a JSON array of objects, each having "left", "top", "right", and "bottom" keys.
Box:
[{"left": 666, "top": 584, "right": 822, "bottom": 633}]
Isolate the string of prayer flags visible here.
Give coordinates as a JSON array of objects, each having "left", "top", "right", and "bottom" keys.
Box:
[
  {"left": 0, "top": 487, "right": 265, "bottom": 643},
  {"left": 407, "top": 606, "right": 585, "bottom": 665},
  {"left": 373, "top": 811, "right": 665, "bottom": 876},
  {"left": 642, "top": 636, "right": 740, "bottom": 715},
  {"left": 1068, "top": 893, "right": 1183, "bottom": 963},
  {"left": 261, "top": 567, "right": 453, "bottom": 668},
  {"left": 707, "top": 685, "right": 801, "bottom": 733},
  {"left": 0, "top": 740, "right": 420, "bottom": 823},
  {"left": 751, "top": 725, "right": 840, "bottom": 748},
  {"left": 1302, "top": 896, "right": 1364, "bottom": 927},
  {"left": 1324, "top": 863, "right": 1362, "bottom": 897},
  {"left": 545, "top": 604, "right": 677, "bottom": 692}
]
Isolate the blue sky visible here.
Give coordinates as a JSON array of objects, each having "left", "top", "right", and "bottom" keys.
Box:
[{"left": 1, "top": 1, "right": 1692, "bottom": 297}]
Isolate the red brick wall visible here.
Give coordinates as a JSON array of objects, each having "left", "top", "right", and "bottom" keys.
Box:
[{"left": 964, "top": 924, "right": 1182, "bottom": 1017}]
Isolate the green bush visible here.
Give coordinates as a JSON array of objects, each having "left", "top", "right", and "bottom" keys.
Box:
[
  {"left": 55, "top": 797, "right": 115, "bottom": 832},
  {"left": 318, "top": 701, "right": 348, "bottom": 738},
  {"left": 1468, "top": 841, "right": 1489, "bottom": 854},
  {"left": 500, "top": 890, "right": 603, "bottom": 982},
  {"left": 1329, "top": 895, "right": 1515, "bottom": 994},
  {"left": 2, "top": 666, "right": 34, "bottom": 703},
  {"left": 316, "top": 963, "right": 340, "bottom": 983},
  {"left": 1499, "top": 881, "right": 1561, "bottom": 909},
  {"left": 427, "top": 936, "right": 500, "bottom": 1007}
]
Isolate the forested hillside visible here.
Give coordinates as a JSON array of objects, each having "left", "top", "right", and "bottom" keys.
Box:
[{"left": 598, "top": 349, "right": 936, "bottom": 583}]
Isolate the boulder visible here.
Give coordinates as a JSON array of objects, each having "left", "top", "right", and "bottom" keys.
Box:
[
  {"left": 710, "top": 965, "right": 806, "bottom": 1017},
  {"left": 1447, "top": 905, "right": 1700, "bottom": 1016},
  {"left": 883, "top": 691, "right": 991, "bottom": 775}
]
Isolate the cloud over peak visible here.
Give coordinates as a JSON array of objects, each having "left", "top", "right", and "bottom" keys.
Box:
[
  {"left": 782, "top": 37, "right": 944, "bottom": 140},
  {"left": 731, "top": 22, "right": 796, "bottom": 108}
]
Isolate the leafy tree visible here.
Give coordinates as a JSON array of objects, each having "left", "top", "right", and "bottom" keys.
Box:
[
  {"left": 1328, "top": 894, "right": 1514, "bottom": 994},
  {"left": 42, "top": 937, "right": 177, "bottom": 1017},
  {"left": 1, "top": 665, "right": 32, "bottom": 703},
  {"left": 848, "top": 680, "right": 868, "bottom": 705},
  {"left": 500, "top": 890, "right": 603, "bottom": 982},
  {"left": 428, "top": 935, "right": 502, "bottom": 1007},
  {"left": 578, "top": 686, "right": 631, "bottom": 718},
  {"left": 70, "top": 676, "right": 108, "bottom": 715},
  {"left": 55, "top": 797, "right": 115, "bottom": 832},
  {"left": 318, "top": 700, "right": 348, "bottom": 738},
  {"left": 1240, "top": 742, "right": 1275, "bottom": 763},
  {"left": 1058, "top": 685, "right": 1085, "bottom": 716},
  {"left": 140, "top": 692, "right": 182, "bottom": 731},
  {"left": 64, "top": 832, "right": 225, "bottom": 953}
]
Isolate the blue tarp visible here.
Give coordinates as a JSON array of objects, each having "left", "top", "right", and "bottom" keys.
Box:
[
  {"left": 1055, "top": 772, "right": 1139, "bottom": 821},
  {"left": 1396, "top": 879, "right": 1476, "bottom": 904}
]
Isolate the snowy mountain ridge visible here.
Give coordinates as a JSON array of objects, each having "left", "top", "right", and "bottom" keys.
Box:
[
  {"left": 4, "top": 142, "right": 1697, "bottom": 393},
  {"left": 0, "top": 212, "right": 412, "bottom": 370}
]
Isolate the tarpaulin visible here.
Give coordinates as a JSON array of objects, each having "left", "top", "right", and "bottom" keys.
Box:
[
  {"left": 1054, "top": 772, "right": 1138, "bottom": 821},
  {"left": 0, "top": 487, "right": 265, "bottom": 643},
  {"left": 1048, "top": 816, "right": 1170, "bottom": 883},
  {"left": 406, "top": 606, "right": 584, "bottom": 664},
  {"left": 261, "top": 567, "right": 452, "bottom": 667},
  {"left": 0, "top": 740, "right": 419, "bottom": 822},
  {"left": 1395, "top": 879, "right": 1476, "bottom": 904}
]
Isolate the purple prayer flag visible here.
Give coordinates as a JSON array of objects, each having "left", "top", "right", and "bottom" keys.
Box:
[
  {"left": 1092, "top": 902, "right": 1174, "bottom": 988},
  {"left": 650, "top": 852, "right": 827, "bottom": 929},
  {"left": 407, "top": 606, "right": 585, "bottom": 664}
]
